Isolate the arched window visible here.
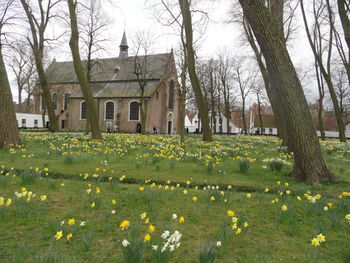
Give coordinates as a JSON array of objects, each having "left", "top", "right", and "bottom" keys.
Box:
[
  {"left": 168, "top": 80, "right": 174, "bottom": 110},
  {"left": 40, "top": 95, "right": 46, "bottom": 111},
  {"left": 105, "top": 101, "right": 115, "bottom": 120},
  {"left": 52, "top": 93, "right": 57, "bottom": 110},
  {"left": 64, "top": 93, "right": 70, "bottom": 110},
  {"left": 129, "top": 101, "right": 140, "bottom": 121},
  {"left": 81, "top": 101, "right": 87, "bottom": 120}
]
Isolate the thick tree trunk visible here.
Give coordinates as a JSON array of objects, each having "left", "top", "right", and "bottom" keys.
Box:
[
  {"left": 179, "top": 0, "right": 212, "bottom": 142},
  {"left": 67, "top": 0, "right": 102, "bottom": 140},
  {"left": 243, "top": 17, "right": 290, "bottom": 149},
  {"left": 337, "top": 0, "right": 350, "bottom": 50},
  {"left": 0, "top": 49, "right": 21, "bottom": 147},
  {"left": 239, "top": 0, "right": 337, "bottom": 183}
]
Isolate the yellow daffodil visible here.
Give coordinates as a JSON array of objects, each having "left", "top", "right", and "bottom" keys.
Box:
[
  {"left": 54, "top": 231, "right": 63, "bottom": 240},
  {"left": 144, "top": 234, "right": 151, "bottom": 242},
  {"left": 149, "top": 224, "right": 155, "bottom": 233},
  {"left": 120, "top": 220, "right": 130, "bottom": 231},
  {"left": 227, "top": 210, "right": 235, "bottom": 217}
]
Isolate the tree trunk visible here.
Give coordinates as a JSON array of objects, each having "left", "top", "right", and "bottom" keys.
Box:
[
  {"left": 179, "top": 0, "right": 212, "bottom": 142},
  {"left": 243, "top": 18, "right": 290, "bottom": 148},
  {"left": 315, "top": 60, "right": 325, "bottom": 140},
  {"left": 18, "top": 84, "right": 22, "bottom": 112},
  {"left": 67, "top": 0, "right": 102, "bottom": 140},
  {"left": 242, "top": 99, "right": 247, "bottom": 135},
  {"left": 337, "top": 0, "right": 350, "bottom": 50},
  {"left": 179, "top": 65, "right": 187, "bottom": 145},
  {"left": 239, "top": 0, "right": 337, "bottom": 183},
  {"left": 0, "top": 49, "right": 21, "bottom": 147},
  {"left": 140, "top": 96, "right": 147, "bottom": 134},
  {"left": 257, "top": 94, "right": 263, "bottom": 134}
]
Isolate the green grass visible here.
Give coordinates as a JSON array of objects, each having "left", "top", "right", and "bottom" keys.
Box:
[{"left": 0, "top": 133, "right": 349, "bottom": 262}]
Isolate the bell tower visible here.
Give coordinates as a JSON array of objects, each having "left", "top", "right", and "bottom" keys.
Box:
[{"left": 119, "top": 31, "right": 128, "bottom": 59}]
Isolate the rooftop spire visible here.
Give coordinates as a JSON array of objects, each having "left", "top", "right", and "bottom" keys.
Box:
[
  {"left": 119, "top": 31, "right": 129, "bottom": 58},
  {"left": 120, "top": 31, "right": 128, "bottom": 47}
]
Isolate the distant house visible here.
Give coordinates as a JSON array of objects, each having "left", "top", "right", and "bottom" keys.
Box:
[
  {"left": 16, "top": 112, "right": 48, "bottom": 129},
  {"left": 185, "top": 115, "right": 196, "bottom": 133},
  {"left": 188, "top": 112, "right": 240, "bottom": 134},
  {"left": 14, "top": 99, "right": 48, "bottom": 129},
  {"left": 251, "top": 115, "right": 278, "bottom": 135}
]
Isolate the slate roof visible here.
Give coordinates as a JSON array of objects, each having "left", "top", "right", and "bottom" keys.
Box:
[
  {"left": 70, "top": 80, "right": 161, "bottom": 98},
  {"left": 46, "top": 53, "right": 171, "bottom": 84},
  {"left": 254, "top": 115, "right": 277, "bottom": 128}
]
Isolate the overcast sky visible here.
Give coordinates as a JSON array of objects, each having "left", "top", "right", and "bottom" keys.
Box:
[{"left": 9, "top": 0, "right": 321, "bottom": 105}]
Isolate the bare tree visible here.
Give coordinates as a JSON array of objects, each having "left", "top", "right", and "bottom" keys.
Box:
[
  {"left": 300, "top": 0, "right": 346, "bottom": 142},
  {"left": 217, "top": 51, "right": 234, "bottom": 135},
  {"left": 0, "top": 0, "right": 21, "bottom": 147},
  {"left": 132, "top": 31, "right": 157, "bottom": 135},
  {"left": 252, "top": 83, "right": 267, "bottom": 135},
  {"left": 234, "top": 57, "right": 257, "bottom": 135},
  {"left": 176, "top": 41, "right": 188, "bottom": 145},
  {"left": 335, "top": 68, "right": 350, "bottom": 119},
  {"left": 178, "top": 0, "right": 212, "bottom": 141},
  {"left": 239, "top": 0, "right": 337, "bottom": 183},
  {"left": 79, "top": 0, "right": 112, "bottom": 82},
  {"left": 67, "top": 0, "right": 102, "bottom": 140},
  {"left": 9, "top": 42, "right": 36, "bottom": 112},
  {"left": 20, "top": 0, "right": 61, "bottom": 132}
]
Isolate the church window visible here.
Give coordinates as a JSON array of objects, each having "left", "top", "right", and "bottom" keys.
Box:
[
  {"left": 81, "top": 101, "right": 87, "bottom": 120},
  {"left": 105, "top": 101, "right": 115, "bottom": 120},
  {"left": 64, "top": 93, "right": 70, "bottom": 110},
  {"left": 40, "top": 95, "right": 46, "bottom": 111},
  {"left": 129, "top": 101, "right": 140, "bottom": 121},
  {"left": 52, "top": 93, "right": 57, "bottom": 110},
  {"left": 168, "top": 80, "right": 174, "bottom": 110}
]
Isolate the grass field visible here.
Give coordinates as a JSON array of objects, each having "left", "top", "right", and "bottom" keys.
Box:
[{"left": 0, "top": 133, "right": 349, "bottom": 263}]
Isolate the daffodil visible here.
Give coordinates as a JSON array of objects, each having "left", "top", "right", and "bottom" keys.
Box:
[
  {"left": 144, "top": 234, "right": 151, "bottom": 242},
  {"left": 149, "top": 224, "right": 155, "bottom": 233},
  {"left": 120, "top": 220, "right": 130, "bottom": 231},
  {"left": 54, "top": 231, "right": 63, "bottom": 240},
  {"left": 227, "top": 210, "right": 235, "bottom": 217},
  {"left": 311, "top": 238, "right": 320, "bottom": 246},
  {"left": 68, "top": 218, "right": 75, "bottom": 225}
]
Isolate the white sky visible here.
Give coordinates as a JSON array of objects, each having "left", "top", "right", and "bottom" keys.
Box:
[{"left": 9, "top": 0, "right": 320, "bottom": 104}]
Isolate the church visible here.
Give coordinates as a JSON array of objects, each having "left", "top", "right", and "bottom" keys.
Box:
[{"left": 32, "top": 32, "right": 180, "bottom": 134}]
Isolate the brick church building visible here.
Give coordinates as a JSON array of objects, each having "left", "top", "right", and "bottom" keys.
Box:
[{"left": 32, "top": 32, "right": 180, "bottom": 134}]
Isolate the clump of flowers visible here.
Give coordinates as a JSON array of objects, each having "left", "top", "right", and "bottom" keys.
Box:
[
  {"left": 151, "top": 230, "right": 182, "bottom": 263},
  {"left": 310, "top": 233, "right": 326, "bottom": 247}
]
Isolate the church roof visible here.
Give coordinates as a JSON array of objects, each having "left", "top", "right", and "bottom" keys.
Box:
[
  {"left": 70, "top": 80, "right": 161, "bottom": 98},
  {"left": 46, "top": 53, "right": 171, "bottom": 84},
  {"left": 254, "top": 115, "right": 277, "bottom": 128}
]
